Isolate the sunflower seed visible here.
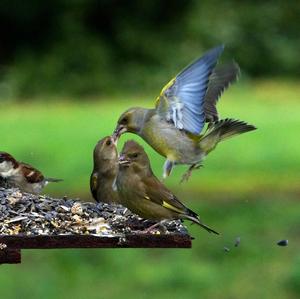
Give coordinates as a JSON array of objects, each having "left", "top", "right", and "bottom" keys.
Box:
[{"left": 0, "top": 187, "right": 188, "bottom": 237}]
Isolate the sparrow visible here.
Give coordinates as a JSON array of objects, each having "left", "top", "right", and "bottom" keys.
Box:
[
  {"left": 113, "top": 45, "right": 256, "bottom": 181},
  {"left": 0, "top": 151, "right": 62, "bottom": 194},
  {"left": 90, "top": 136, "right": 120, "bottom": 203},
  {"left": 116, "top": 140, "right": 219, "bottom": 234}
]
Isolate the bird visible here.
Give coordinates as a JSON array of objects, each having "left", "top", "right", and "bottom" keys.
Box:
[
  {"left": 90, "top": 136, "right": 120, "bottom": 203},
  {"left": 113, "top": 45, "right": 256, "bottom": 181},
  {"left": 0, "top": 151, "right": 62, "bottom": 194},
  {"left": 116, "top": 140, "right": 219, "bottom": 234}
]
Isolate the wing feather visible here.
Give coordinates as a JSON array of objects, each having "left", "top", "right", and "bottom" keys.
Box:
[
  {"left": 156, "top": 46, "right": 224, "bottom": 135},
  {"left": 142, "top": 175, "right": 192, "bottom": 216},
  {"left": 90, "top": 173, "right": 98, "bottom": 201},
  {"left": 204, "top": 61, "right": 240, "bottom": 122},
  {"left": 20, "top": 163, "right": 44, "bottom": 183}
]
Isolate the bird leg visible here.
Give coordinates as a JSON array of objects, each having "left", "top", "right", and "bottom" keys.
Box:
[
  {"left": 180, "top": 163, "right": 203, "bottom": 183},
  {"left": 163, "top": 160, "right": 174, "bottom": 179},
  {"left": 142, "top": 220, "right": 168, "bottom": 234}
]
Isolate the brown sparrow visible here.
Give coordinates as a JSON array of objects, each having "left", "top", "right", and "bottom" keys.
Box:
[{"left": 0, "top": 152, "right": 62, "bottom": 194}]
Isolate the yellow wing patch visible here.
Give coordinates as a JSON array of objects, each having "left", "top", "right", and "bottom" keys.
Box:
[
  {"left": 160, "top": 77, "right": 176, "bottom": 95},
  {"left": 155, "top": 77, "right": 176, "bottom": 107},
  {"left": 91, "top": 173, "right": 98, "bottom": 191},
  {"left": 162, "top": 201, "right": 183, "bottom": 214},
  {"left": 144, "top": 195, "right": 183, "bottom": 214}
]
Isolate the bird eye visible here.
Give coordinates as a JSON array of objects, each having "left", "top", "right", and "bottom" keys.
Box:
[
  {"left": 106, "top": 139, "right": 112, "bottom": 146},
  {"left": 121, "top": 117, "right": 128, "bottom": 124},
  {"left": 132, "top": 153, "right": 139, "bottom": 158}
]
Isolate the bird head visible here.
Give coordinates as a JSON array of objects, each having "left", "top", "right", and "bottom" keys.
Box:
[
  {"left": 93, "top": 136, "right": 118, "bottom": 164},
  {"left": 0, "top": 152, "right": 18, "bottom": 174},
  {"left": 118, "top": 140, "right": 151, "bottom": 174},
  {"left": 113, "top": 107, "right": 148, "bottom": 141}
]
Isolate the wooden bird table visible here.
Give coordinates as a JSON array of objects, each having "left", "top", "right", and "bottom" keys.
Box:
[{"left": 0, "top": 188, "right": 192, "bottom": 265}]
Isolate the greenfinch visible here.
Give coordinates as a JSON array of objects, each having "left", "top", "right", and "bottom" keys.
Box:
[
  {"left": 90, "top": 136, "right": 119, "bottom": 203},
  {"left": 113, "top": 46, "right": 256, "bottom": 181},
  {"left": 116, "top": 140, "right": 219, "bottom": 234}
]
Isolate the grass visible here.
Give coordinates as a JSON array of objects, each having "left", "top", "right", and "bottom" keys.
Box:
[
  {"left": 1, "top": 197, "right": 300, "bottom": 299},
  {"left": 0, "top": 80, "right": 300, "bottom": 299}
]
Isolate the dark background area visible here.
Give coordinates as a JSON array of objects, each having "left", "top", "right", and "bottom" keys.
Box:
[{"left": 0, "top": 0, "right": 299, "bottom": 98}]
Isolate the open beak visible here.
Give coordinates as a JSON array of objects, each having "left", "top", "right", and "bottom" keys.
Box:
[
  {"left": 118, "top": 154, "right": 131, "bottom": 166},
  {"left": 112, "top": 125, "right": 127, "bottom": 142}
]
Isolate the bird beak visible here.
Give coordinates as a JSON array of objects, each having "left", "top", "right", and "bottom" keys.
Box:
[
  {"left": 112, "top": 125, "right": 127, "bottom": 142},
  {"left": 109, "top": 136, "right": 116, "bottom": 146},
  {"left": 118, "top": 155, "right": 131, "bottom": 166}
]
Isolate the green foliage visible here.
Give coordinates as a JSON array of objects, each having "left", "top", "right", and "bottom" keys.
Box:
[{"left": 0, "top": 1, "right": 299, "bottom": 97}]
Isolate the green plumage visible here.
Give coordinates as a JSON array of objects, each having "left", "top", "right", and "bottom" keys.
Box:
[
  {"left": 116, "top": 140, "right": 219, "bottom": 234},
  {"left": 113, "top": 46, "right": 257, "bottom": 181},
  {"left": 199, "top": 118, "right": 257, "bottom": 154},
  {"left": 90, "top": 136, "right": 120, "bottom": 204}
]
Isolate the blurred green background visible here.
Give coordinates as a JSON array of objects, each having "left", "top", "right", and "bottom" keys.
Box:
[{"left": 1, "top": 1, "right": 300, "bottom": 299}]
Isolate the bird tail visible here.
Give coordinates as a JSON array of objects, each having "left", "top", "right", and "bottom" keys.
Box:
[
  {"left": 184, "top": 209, "right": 219, "bottom": 235},
  {"left": 45, "top": 177, "right": 63, "bottom": 183},
  {"left": 199, "top": 118, "right": 256, "bottom": 154}
]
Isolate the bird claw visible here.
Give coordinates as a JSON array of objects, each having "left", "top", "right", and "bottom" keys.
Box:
[
  {"left": 141, "top": 221, "right": 168, "bottom": 234},
  {"left": 180, "top": 171, "right": 192, "bottom": 183},
  {"left": 180, "top": 164, "right": 203, "bottom": 183},
  {"left": 194, "top": 164, "right": 204, "bottom": 170}
]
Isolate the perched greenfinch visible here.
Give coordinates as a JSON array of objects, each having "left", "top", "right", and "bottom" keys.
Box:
[
  {"left": 90, "top": 136, "right": 119, "bottom": 203},
  {"left": 116, "top": 140, "right": 219, "bottom": 234},
  {"left": 113, "top": 46, "right": 256, "bottom": 181}
]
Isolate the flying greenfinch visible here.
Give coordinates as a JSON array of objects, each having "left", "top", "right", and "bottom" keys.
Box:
[
  {"left": 113, "top": 46, "right": 256, "bottom": 181},
  {"left": 90, "top": 136, "right": 120, "bottom": 203},
  {"left": 116, "top": 140, "right": 219, "bottom": 234}
]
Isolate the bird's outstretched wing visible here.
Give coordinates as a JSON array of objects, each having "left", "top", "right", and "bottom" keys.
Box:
[
  {"left": 204, "top": 61, "right": 240, "bottom": 122},
  {"left": 155, "top": 46, "right": 224, "bottom": 135}
]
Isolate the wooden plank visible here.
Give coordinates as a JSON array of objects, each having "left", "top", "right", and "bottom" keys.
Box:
[
  {"left": 0, "top": 234, "right": 192, "bottom": 250},
  {"left": 0, "top": 234, "right": 191, "bottom": 264}
]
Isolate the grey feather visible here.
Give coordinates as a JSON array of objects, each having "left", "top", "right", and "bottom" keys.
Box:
[
  {"left": 204, "top": 61, "right": 240, "bottom": 122},
  {"left": 157, "top": 45, "right": 224, "bottom": 135}
]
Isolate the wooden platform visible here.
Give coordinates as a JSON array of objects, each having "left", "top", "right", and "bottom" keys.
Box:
[
  {"left": 0, "top": 233, "right": 192, "bottom": 264},
  {"left": 0, "top": 188, "right": 193, "bottom": 265}
]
